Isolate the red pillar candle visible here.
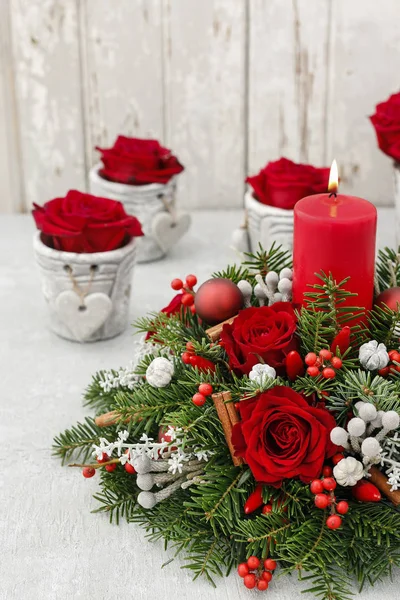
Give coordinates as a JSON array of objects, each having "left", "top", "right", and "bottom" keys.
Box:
[{"left": 292, "top": 164, "right": 377, "bottom": 316}]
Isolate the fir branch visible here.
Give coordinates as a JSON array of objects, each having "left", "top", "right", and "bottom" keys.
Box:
[
  {"left": 241, "top": 242, "right": 292, "bottom": 276},
  {"left": 83, "top": 371, "right": 121, "bottom": 413},
  {"left": 52, "top": 417, "right": 114, "bottom": 465},
  {"left": 368, "top": 304, "right": 400, "bottom": 348},
  {"left": 376, "top": 247, "right": 400, "bottom": 291}
]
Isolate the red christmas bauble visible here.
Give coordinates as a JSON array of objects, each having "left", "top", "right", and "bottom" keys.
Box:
[
  {"left": 375, "top": 287, "right": 400, "bottom": 311},
  {"left": 194, "top": 278, "right": 244, "bottom": 325}
]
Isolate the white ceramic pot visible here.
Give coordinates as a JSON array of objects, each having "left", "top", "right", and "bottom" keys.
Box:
[
  {"left": 244, "top": 189, "right": 294, "bottom": 252},
  {"left": 89, "top": 164, "right": 191, "bottom": 263},
  {"left": 394, "top": 162, "right": 400, "bottom": 245},
  {"left": 34, "top": 233, "right": 136, "bottom": 342}
]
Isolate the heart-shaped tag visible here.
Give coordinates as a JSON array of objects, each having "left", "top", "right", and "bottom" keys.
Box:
[
  {"left": 55, "top": 291, "right": 113, "bottom": 342},
  {"left": 151, "top": 212, "right": 191, "bottom": 253}
]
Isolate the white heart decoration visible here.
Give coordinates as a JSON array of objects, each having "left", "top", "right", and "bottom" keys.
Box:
[
  {"left": 151, "top": 212, "right": 191, "bottom": 253},
  {"left": 55, "top": 291, "right": 113, "bottom": 342}
]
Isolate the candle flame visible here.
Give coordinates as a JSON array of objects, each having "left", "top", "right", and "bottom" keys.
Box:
[{"left": 328, "top": 159, "right": 339, "bottom": 194}]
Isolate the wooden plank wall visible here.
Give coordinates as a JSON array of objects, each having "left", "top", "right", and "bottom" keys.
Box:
[{"left": 2, "top": 0, "right": 400, "bottom": 213}]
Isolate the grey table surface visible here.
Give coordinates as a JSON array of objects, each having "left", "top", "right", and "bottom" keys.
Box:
[{"left": 2, "top": 210, "right": 400, "bottom": 600}]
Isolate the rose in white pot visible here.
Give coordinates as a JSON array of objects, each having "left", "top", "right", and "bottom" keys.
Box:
[
  {"left": 33, "top": 190, "right": 143, "bottom": 343},
  {"left": 89, "top": 136, "right": 190, "bottom": 263},
  {"left": 370, "top": 92, "right": 400, "bottom": 244},
  {"left": 233, "top": 158, "right": 329, "bottom": 253}
]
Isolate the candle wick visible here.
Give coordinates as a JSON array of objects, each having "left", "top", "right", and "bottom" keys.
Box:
[{"left": 329, "top": 192, "right": 337, "bottom": 199}]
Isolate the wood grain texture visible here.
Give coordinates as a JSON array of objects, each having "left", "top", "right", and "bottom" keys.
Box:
[
  {"left": 80, "top": 0, "right": 164, "bottom": 172},
  {"left": 162, "top": 0, "right": 247, "bottom": 209},
  {"left": 11, "top": 0, "right": 86, "bottom": 209},
  {"left": 248, "top": 0, "right": 332, "bottom": 176},
  {"left": 0, "top": 0, "right": 23, "bottom": 212},
  {"left": 327, "top": 0, "right": 400, "bottom": 204}
]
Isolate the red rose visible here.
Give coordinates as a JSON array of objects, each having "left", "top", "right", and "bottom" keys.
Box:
[
  {"left": 370, "top": 92, "right": 400, "bottom": 162},
  {"left": 246, "top": 157, "right": 329, "bottom": 210},
  {"left": 32, "top": 190, "right": 143, "bottom": 253},
  {"left": 221, "top": 304, "right": 297, "bottom": 375},
  {"left": 96, "top": 136, "right": 184, "bottom": 185},
  {"left": 232, "top": 386, "right": 337, "bottom": 486}
]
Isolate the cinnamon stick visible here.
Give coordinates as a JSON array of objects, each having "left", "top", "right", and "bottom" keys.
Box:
[
  {"left": 223, "top": 391, "right": 240, "bottom": 426},
  {"left": 369, "top": 465, "right": 400, "bottom": 506},
  {"left": 212, "top": 392, "right": 243, "bottom": 466},
  {"left": 206, "top": 315, "right": 237, "bottom": 342}
]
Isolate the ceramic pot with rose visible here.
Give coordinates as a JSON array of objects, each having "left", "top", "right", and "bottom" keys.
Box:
[
  {"left": 90, "top": 136, "right": 190, "bottom": 263},
  {"left": 233, "top": 158, "right": 330, "bottom": 253},
  {"left": 32, "top": 190, "right": 143, "bottom": 342}
]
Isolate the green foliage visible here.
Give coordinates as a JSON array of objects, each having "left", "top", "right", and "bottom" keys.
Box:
[
  {"left": 52, "top": 417, "right": 114, "bottom": 465},
  {"left": 376, "top": 246, "right": 400, "bottom": 291},
  {"left": 83, "top": 371, "right": 121, "bottom": 413},
  {"left": 242, "top": 242, "right": 293, "bottom": 276},
  {"left": 369, "top": 303, "right": 400, "bottom": 348}
]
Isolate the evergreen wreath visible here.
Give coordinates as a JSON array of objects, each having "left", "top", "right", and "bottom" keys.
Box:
[{"left": 54, "top": 244, "right": 400, "bottom": 599}]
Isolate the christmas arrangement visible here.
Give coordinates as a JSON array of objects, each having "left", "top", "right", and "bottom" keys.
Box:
[
  {"left": 89, "top": 136, "right": 190, "bottom": 263},
  {"left": 33, "top": 190, "right": 143, "bottom": 342},
  {"left": 54, "top": 168, "right": 400, "bottom": 598}
]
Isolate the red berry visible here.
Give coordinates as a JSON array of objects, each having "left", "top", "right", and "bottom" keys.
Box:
[
  {"left": 314, "top": 493, "right": 330, "bottom": 509},
  {"left": 190, "top": 305, "right": 196, "bottom": 314},
  {"left": 237, "top": 563, "right": 249, "bottom": 578},
  {"left": 378, "top": 366, "right": 390, "bottom": 377},
  {"left": 326, "top": 514, "right": 342, "bottom": 529},
  {"left": 322, "top": 465, "right": 333, "bottom": 477},
  {"left": 310, "top": 479, "right": 324, "bottom": 494},
  {"left": 186, "top": 341, "right": 195, "bottom": 352},
  {"left": 320, "top": 390, "right": 330, "bottom": 398},
  {"left": 262, "top": 504, "right": 273, "bottom": 514},
  {"left": 181, "top": 293, "right": 194, "bottom": 306},
  {"left": 247, "top": 556, "right": 260, "bottom": 570},
  {"left": 319, "top": 349, "right": 333, "bottom": 361},
  {"left": 305, "top": 352, "right": 317, "bottom": 366},
  {"left": 257, "top": 580, "right": 269, "bottom": 591},
  {"left": 322, "top": 367, "right": 336, "bottom": 379},
  {"left": 332, "top": 453, "right": 344, "bottom": 465},
  {"left": 198, "top": 383, "right": 213, "bottom": 396},
  {"left": 243, "top": 574, "right": 257, "bottom": 589},
  {"left": 264, "top": 558, "right": 277, "bottom": 571},
  {"left": 185, "top": 274, "right": 198, "bottom": 289},
  {"left": 96, "top": 453, "right": 109, "bottom": 464},
  {"left": 261, "top": 570, "right": 273, "bottom": 582},
  {"left": 181, "top": 352, "right": 193, "bottom": 364},
  {"left": 307, "top": 365, "right": 320, "bottom": 377},
  {"left": 171, "top": 278, "right": 183, "bottom": 291},
  {"left": 192, "top": 393, "right": 206, "bottom": 407},
  {"left": 389, "top": 350, "right": 400, "bottom": 363},
  {"left": 82, "top": 466, "right": 95, "bottom": 478},
  {"left": 125, "top": 463, "right": 136, "bottom": 474},
  {"left": 234, "top": 402, "right": 240, "bottom": 411},
  {"left": 105, "top": 463, "right": 117, "bottom": 472},
  {"left": 336, "top": 500, "right": 349, "bottom": 514},
  {"left": 322, "top": 477, "right": 337, "bottom": 491},
  {"left": 331, "top": 356, "right": 343, "bottom": 369}
]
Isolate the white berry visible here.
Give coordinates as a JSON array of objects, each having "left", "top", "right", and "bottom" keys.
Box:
[
  {"left": 277, "top": 278, "right": 292, "bottom": 294},
  {"left": 136, "top": 474, "right": 155, "bottom": 491},
  {"left": 347, "top": 417, "right": 366, "bottom": 437},
  {"left": 279, "top": 268, "right": 293, "bottom": 281},
  {"left": 254, "top": 283, "right": 267, "bottom": 299},
  {"left": 237, "top": 280, "right": 252, "bottom": 297},
  {"left": 330, "top": 427, "right": 349, "bottom": 446},
  {"left": 381, "top": 411, "right": 400, "bottom": 431},
  {"left": 133, "top": 455, "right": 152, "bottom": 474},
  {"left": 361, "top": 437, "right": 381, "bottom": 458},
  {"left": 265, "top": 271, "right": 279, "bottom": 290},
  {"left": 358, "top": 402, "right": 378, "bottom": 422},
  {"left": 137, "top": 491, "right": 157, "bottom": 509}
]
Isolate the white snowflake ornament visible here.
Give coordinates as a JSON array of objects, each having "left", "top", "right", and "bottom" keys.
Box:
[
  {"left": 146, "top": 357, "right": 174, "bottom": 388},
  {"left": 249, "top": 363, "right": 276, "bottom": 386},
  {"left": 333, "top": 456, "right": 364, "bottom": 486},
  {"left": 359, "top": 340, "right": 389, "bottom": 371}
]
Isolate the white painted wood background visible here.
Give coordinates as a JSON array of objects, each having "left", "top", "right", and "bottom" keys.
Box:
[{"left": 1, "top": 0, "right": 400, "bottom": 213}]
